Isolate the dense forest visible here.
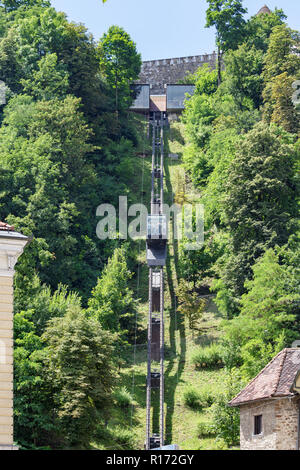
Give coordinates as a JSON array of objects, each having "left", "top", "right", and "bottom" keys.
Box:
[
  {"left": 176, "top": 1, "right": 300, "bottom": 446},
  {"left": 0, "top": 0, "right": 144, "bottom": 449},
  {"left": 0, "top": 0, "right": 299, "bottom": 450}
]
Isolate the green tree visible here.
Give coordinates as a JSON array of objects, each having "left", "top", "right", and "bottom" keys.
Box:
[
  {"left": 21, "top": 53, "right": 69, "bottom": 100},
  {"left": 222, "top": 123, "right": 298, "bottom": 301},
  {"left": 14, "top": 310, "right": 55, "bottom": 449},
  {"left": 88, "top": 247, "right": 136, "bottom": 337},
  {"left": 98, "top": 25, "right": 141, "bottom": 113},
  {"left": 0, "top": 94, "right": 102, "bottom": 298},
  {"left": 205, "top": 0, "right": 247, "bottom": 84},
  {"left": 210, "top": 370, "right": 242, "bottom": 447},
  {"left": 262, "top": 24, "right": 300, "bottom": 130},
  {"left": 245, "top": 7, "right": 286, "bottom": 52},
  {"left": 176, "top": 279, "right": 205, "bottom": 331},
  {"left": 0, "top": 0, "right": 49, "bottom": 11},
  {"left": 269, "top": 72, "right": 299, "bottom": 133},
  {"left": 182, "top": 63, "right": 218, "bottom": 95},
  {"left": 223, "top": 44, "right": 264, "bottom": 109},
  {"left": 223, "top": 248, "right": 299, "bottom": 380}
]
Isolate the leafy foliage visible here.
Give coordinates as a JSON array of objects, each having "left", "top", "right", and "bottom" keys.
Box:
[
  {"left": 206, "top": 0, "right": 247, "bottom": 83},
  {"left": 191, "top": 343, "right": 223, "bottom": 369},
  {"left": 43, "top": 306, "right": 117, "bottom": 448},
  {"left": 0, "top": 0, "right": 143, "bottom": 449},
  {"left": 180, "top": 3, "right": 300, "bottom": 441},
  {"left": 88, "top": 247, "right": 136, "bottom": 336},
  {"left": 176, "top": 279, "right": 206, "bottom": 330},
  {"left": 210, "top": 371, "right": 241, "bottom": 447}
]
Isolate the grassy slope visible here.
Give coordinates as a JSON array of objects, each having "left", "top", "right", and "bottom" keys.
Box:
[{"left": 96, "top": 117, "right": 226, "bottom": 451}]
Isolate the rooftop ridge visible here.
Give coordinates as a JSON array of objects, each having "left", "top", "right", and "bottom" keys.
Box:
[
  {"left": 229, "top": 348, "right": 300, "bottom": 407},
  {"left": 273, "top": 348, "right": 287, "bottom": 396},
  {"left": 229, "top": 349, "right": 287, "bottom": 406}
]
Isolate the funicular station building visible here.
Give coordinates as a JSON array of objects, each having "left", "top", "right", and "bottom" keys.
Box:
[{"left": 130, "top": 83, "right": 195, "bottom": 116}]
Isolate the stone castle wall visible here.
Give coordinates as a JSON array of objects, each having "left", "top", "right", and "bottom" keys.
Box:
[{"left": 137, "top": 53, "right": 217, "bottom": 94}]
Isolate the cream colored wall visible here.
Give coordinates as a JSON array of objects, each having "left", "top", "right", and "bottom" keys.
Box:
[
  {"left": 0, "top": 234, "right": 28, "bottom": 450},
  {"left": 0, "top": 276, "right": 13, "bottom": 446}
]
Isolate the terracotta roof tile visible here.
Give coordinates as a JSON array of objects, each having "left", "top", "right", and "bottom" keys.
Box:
[
  {"left": 0, "top": 221, "right": 15, "bottom": 232},
  {"left": 229, "top": 349, "right": 300, "bottom": 407}
]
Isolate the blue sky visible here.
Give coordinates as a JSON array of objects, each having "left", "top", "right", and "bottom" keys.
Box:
[{"left": 50, "top": 0, "right": 300, "bottom": 61}]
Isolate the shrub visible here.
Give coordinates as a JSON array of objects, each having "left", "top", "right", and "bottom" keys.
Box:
[
  {"left": 183, "top": 385, "right": 217, "bottom": 410},
  {"left": 94, "top": 423, "right": 111, "bottom": 441},
  {"left": 197, "top": 421, "right": 215, "bottom": 438},
  {"left": 196, "top": 388, "right": 215, "bottom": 408},
  {"left": 183, "top": 387, "right": 203, "bottom": 410},
  {"left": 191, "top": 343, "right": 224, "bottom": 369},
  {"left": 113, "top": 387, "right": 134, "bottom": 408},
  {"left": 210, "top": 395, "right": 240, "bottom": 447}
]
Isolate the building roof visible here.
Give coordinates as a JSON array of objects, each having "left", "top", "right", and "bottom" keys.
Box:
[
  {"left": 229, "top": 349, "right": 300, "bottom": 407},
  {"left": 256, "top": 5, "right": 271, "bottom": 15},
  {"left": 0, "top": 221, "right": 29, "bottom": 241}
]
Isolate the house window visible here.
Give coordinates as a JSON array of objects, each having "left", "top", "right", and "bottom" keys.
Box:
[{"left": 254, "top": 415, "right": 262, "bottom": 435}]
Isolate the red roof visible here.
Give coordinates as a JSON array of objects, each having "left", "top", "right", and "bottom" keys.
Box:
[
  {"left": 0, "top": 221, "right": 15, "bottom": 232},
  {"left": 229, "top": 349, "right": 300, "bottom": 407}
]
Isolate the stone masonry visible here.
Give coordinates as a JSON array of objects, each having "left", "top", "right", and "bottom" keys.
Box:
[
  {"left": 274, "top": 397, "right": 299, "bottom": 450},
  {"left": 137, "top": 53, "right": 217, "bottom": 94}
]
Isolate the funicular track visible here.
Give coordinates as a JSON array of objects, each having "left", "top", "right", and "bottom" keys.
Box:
[{"left": 145, "top": 112, "right": 168, "bottom": 450}]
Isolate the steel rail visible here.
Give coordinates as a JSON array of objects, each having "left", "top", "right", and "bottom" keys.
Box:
[{"left": 146, "top": 112, "right": 166, "bottom": 450}]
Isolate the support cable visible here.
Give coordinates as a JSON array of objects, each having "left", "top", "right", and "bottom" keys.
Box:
[
  {"left": 131, "top": 113, "right": 146, "bottom": 426},
  {"left": 146, "top": 112, "right": 167, "bottom": 450}
]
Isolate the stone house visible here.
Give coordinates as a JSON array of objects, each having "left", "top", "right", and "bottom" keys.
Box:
[
  {"left": 0, "top": 222, "right": 28, "bottom": 450},
  {"left": 229, "top": 348, "right": 300, "bottom": 450}
]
